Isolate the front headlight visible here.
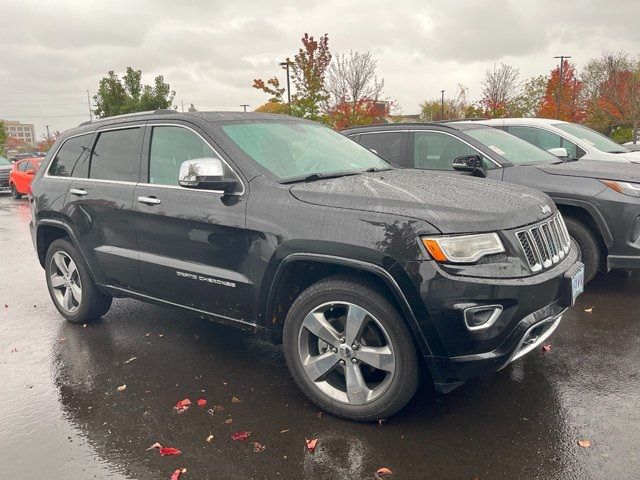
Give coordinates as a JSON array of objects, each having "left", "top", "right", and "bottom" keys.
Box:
[
  {"left": 421, "top": 233, "right": 505, "bottom": 263},
  {"left": 600, "top": 179, "right": 640, "bottom": 198}
]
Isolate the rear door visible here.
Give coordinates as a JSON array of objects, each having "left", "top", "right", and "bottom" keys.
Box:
[
  {"left": 65, "top": 124, "right": 144, "bottom": 289},
  {"left": 133, "top": 122, "right": 252, "bottom": 321},
  {"left": 14, "top": 160, "right": 30, "bottom": 193}
]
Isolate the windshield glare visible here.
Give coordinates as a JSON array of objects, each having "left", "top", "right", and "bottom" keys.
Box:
[
  {"left": 554, "top": 122, "right": 628, "bottom": 153},
  {"left": 465, "top": 127, "right": 558, "bottom": 165},
  {"left": 0, "top": 156, "right": 11, "bottom": 166},
  {"left": 221, "top": 122, "right": 389, "bottom": 180}
]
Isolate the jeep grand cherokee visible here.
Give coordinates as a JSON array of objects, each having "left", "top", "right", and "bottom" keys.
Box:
[{"left": 29, "top": 111, "right": 583, "bottom": 421}]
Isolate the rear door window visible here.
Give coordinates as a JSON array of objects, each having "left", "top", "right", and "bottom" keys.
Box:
[
  {"left": 358, "top": 132, "right": 407, "bottom": 166},
  {"left": 17, "top": 161, "right": 29, "bottom": 172},
  {"left": 48, "top": 134, "right": 93, "bottom": 177},
  {"left": 90, "top": 127, "right": 142, "bottom": 182}
]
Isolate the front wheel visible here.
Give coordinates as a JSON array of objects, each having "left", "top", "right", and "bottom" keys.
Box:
[
  {"left": 564, "top": 217, "right": 600, "bottom": 283},
  {"left": 45, "top": 238, "right": 112, "bottom": 323},
  {"left": 10, "top": 184, "right": 22, "bottom": 199},
  {"left": 283, "top": 276, "right": 419, "bottom": 421}
]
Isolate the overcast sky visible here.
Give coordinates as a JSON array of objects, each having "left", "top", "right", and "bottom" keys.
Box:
[{"left": 1, "top": 0, "right": 639, "bottom": 138}]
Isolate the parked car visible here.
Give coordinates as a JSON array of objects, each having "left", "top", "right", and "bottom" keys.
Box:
[
  {"left": 10, "top": 157, "right": 42, "bottom": 199},
  {"left": 475, "top": 118, "right": 640, "bottom": 163},
  {"left": 343, "top": 122, "right": 640, "bottom": 282},
  {"left": 30, "top": 111, "right": 583, "bottom": 421},
  {"left": 0, "top": 155, "right": 13, "bottom": 193}
]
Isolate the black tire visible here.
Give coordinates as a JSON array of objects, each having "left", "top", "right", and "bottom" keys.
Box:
[
  {"left": 564, "top": 217, "right": 600, "bottom": 283},
  {"left": 10, "top": 184, "right": 22, "bottom": 199},
  {"left": 45, "top": 238, "right": 112, "bottom": 323},
  {"left": 283, "top": 276, "right": 419, "bottom": 421}
]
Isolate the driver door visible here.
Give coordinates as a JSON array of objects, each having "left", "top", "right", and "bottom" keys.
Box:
[{"left": 409, "top": 131, "right": 503, "bottom": 180}]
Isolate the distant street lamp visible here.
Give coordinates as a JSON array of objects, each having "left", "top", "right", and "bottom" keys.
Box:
[
  {"left": 279, "top": 59, "right": 292, "bottom": 112},
  {"left": 553, "top": 55, "right": 572, "bottom": 120},
  {"left": 241, "top": 104, "right": 249, "bottom": 112},
  {"left": 440, "top": 90, "right": 445, "bottom": 120}
]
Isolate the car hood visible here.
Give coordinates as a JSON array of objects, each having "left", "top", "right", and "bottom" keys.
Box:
[
  {"left": 536, "top": 159, "right": 640, "bottom": 182},
  {"left": 289, "top": 169, "right": 553, "bottom": 234}
]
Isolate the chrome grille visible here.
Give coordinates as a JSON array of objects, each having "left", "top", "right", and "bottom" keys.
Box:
[{"left": 516, "top": 214, "right": 571, "bottom": 272}]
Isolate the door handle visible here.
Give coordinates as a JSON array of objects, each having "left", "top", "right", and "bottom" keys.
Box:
[
  {"left": 137, "top": 196, "right": 161, "bottom": 205},
  {"left": 69, "top": 188, "right": 87, "bottom": 196}
]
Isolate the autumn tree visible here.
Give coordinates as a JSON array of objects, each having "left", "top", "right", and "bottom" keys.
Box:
[
  {"left": 254, "top": 101, "right": 289, "bottom": 114},
  {"left": 511, "top": 75, "right": 548, "bottom": 117},
  {"left": 419, "top": 98, "right": 473, "bottom": 121},
  {"left": 581, "top": 52, "right": 640, "bottom": 141},
  {"left": 539, "top": 60, "right": 584, "bottom": 122},
  {"left": 0, "top": 122, "right": 6, "bottom": 154},
  {"left": 324, "top": 51, "right": 386, "bottom": 127},
  {"left": 37, "top": 130, "right": 61, "bottom": 152},
  {"left": 480, "top": 63, "right": 521, "bottom": 117},
  {"left": 252, "top": 76, "right": 286, "bottom": 104},
  {"left": 93, "top": 67, "right": 176, "bottom": 118}
]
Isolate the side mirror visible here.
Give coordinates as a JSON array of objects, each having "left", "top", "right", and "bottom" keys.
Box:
[
  {"left": 547, "top": 147, "right": 568, "bottom": 158},
  {"left": 452, "top": 155, "right": 487, "bottom": 178},
  {"left": 26, "top": 169, "right": 36, "bottom": 175},
  {"left": 178, "top": 158, "right": 237, "bottom": 193}
]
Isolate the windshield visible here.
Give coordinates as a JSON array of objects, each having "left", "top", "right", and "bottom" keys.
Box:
[
  {"left": 554, "top": 122, "right": 628, "bottom": 153},
  {"left": 0, "top": 156, "right": 11, "bottom": 166},
  {"left": 465, "top": 127, "right": 558, "bottom": 165},
  {"left": 221, "top": 122, "right": 390, "bottom": 181}
]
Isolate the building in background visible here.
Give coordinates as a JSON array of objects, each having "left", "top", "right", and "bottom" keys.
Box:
[{"left": 1, "top": 120, "right": 36, "bottom": 146}]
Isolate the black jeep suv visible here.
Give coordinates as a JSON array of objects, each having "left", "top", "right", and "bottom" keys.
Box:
[
  {"left": 344, "top": 122, "right": 640, "bottom": 282},
  {"left": 30, "top": 111, "right": 583, "bottom": 421}
]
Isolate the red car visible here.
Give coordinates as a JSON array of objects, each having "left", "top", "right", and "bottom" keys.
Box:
[{"left": 10, "top": 157, "right": 42, "bottom": 199}]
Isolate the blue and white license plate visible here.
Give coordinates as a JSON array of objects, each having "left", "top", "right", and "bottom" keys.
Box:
[{"left": 570, "top": 265, "right": 585, "bottom": 305}]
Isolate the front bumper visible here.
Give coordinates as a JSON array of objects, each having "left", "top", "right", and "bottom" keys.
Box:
[{"left": 395, "top": 243, "right": 581, "bottom": 392}]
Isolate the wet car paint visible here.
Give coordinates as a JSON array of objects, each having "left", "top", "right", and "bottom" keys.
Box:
[{"left": 2, "top": 194, "right": 639, "bottom": 479}]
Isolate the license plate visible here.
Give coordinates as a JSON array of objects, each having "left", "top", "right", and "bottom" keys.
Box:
[{"left": 570, "top": 265, "right": 585, "bottom": 305}]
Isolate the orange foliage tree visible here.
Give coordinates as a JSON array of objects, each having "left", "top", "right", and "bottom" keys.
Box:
[
  {"left": 326, "top": 98, "right": 391, "bottom": 130},
  {"left": 539, "top": 60, "right": 585, "bottom": 122}
]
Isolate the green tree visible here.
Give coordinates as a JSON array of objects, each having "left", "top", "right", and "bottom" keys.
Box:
[
  {"left": 0, "top": 121, "right": 6, "bottom": 154},
  {"left": 93, "top": 67, "right": 176, "bottom": 118},
  {"left": 512, "top": 75, "right": 548, "bottom": 117}
]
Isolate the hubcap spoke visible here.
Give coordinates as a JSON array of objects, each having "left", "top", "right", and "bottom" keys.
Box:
[
  {"left": 50, "top": 274, "right": 66, "bottom": 289},
  {"left": 344, "top": 304, "right": 368, "bottom": 345},
  {"left": 62, "top": 287, "right": 74, "bottom": 310},
  {"left": 357, "top": 345, "right": 395, "bottom": 372},
  {"left": 53, "top": 253, "right": 69, "bottom": 276},
  {"left": 67, "top": 259, "right": 78, "bottom": 278},
  {"left": 302, "top": 311, "right": 341, "bottom": 347},
  {"left": 303, "top": 351, "right": 340, "bottom": 381},
  {"left": 345, "top": 362, "right": 372, "bottom": 404},
  {"left": 70, "top": 283, "right": 82, "bottom": 304}
]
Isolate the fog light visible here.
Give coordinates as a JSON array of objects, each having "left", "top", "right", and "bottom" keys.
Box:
[{"left": 464, "top": 305, "right": 503, "bottom": 331}]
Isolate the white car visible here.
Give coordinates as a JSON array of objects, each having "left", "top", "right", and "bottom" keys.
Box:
[{"left": 477, "top": 118, "right": 640, "bottom": 164}]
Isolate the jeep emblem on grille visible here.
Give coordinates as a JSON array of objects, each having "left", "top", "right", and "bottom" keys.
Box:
[{"left": 540, "top": 204, "right": 551, "bottom": 215}]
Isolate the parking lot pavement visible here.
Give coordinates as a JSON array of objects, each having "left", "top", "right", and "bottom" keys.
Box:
[{"left": 1, "top": 194, "right": 639, "bottom": 480}]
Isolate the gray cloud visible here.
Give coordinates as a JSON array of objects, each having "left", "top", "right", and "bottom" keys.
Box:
[{"left": 0, "top": 0, "right": 638, "bottom": 137}]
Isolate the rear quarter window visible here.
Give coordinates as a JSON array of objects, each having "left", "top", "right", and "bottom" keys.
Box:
[{"left": 48, "top": 134, "right": 93, "bottom": 177}]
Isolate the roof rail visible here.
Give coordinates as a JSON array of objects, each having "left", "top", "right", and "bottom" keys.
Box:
[
  {"left": 78, "top": 109, "right": 176, "bottom": 127},
  {"left": 434, "top": 117, "right": 489, "bottom": 123}
]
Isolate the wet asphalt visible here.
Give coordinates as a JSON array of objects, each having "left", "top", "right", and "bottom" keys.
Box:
[{"left": 0, "top": 194, "right": 639, "bottom": 480}]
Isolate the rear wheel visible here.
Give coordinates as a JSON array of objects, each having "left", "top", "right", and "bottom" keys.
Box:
[
  {"left": 283, "top": 276, "right": 419, "bottom": 421},
  {"left": 564, "top": 217, "right": 600, "bottom": 283},
  {"left": 10, "top": 184, "right": 21, "bottom": 199},
  {"left": 45, "top": 238, "right": 112, "bottom": 323}
]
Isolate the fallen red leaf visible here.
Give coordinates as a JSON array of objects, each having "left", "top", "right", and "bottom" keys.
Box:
[
  {"left": 174, "top": 398, "right": 191, "bottom": 413},
  {"left": 542, "top": 344, "right": 552, "bottom": 352},
  {"left": 197, "top": 398, "right": 207, "bottom": 407},
  {"left": 170, "top": 468, "right": 187, "bottom": 480},
  {"left": 305, "top": 438, "right": 318, "bottom": 453},
  {"left": 375, "top": 467, "right": 393, "bottom": 478},
  {"left": 159, "top": 447, "right": 182, "bottom": 456},
  {"left": 231, "top": 431, "right": 251, "bottom": 441},
  {"left": 251, "top": 441, "right": 266, "bottom": 452}
]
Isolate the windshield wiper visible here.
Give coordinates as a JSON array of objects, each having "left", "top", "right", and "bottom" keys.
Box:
[
  {"left": 280, "top": 171, "right": 360, "bottom": 184},
  {"left": 363, "top": 167, "right": 392, "bottom": 173}
]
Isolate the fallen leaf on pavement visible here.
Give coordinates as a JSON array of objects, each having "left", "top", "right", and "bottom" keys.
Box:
[
  {"left": 280, "top": 429, "right": 289, "bottom": 434},
  {"left": 206, "top": 434, "right": 214, "bottom": 443},
  {"left": 174, "top": 398, "right": 191, "bottom": 413},
  {"left": 378, "top": 419, "right": 386, "bottom": 426},
  {"left": 117, "top": 384, "right": 127, "bottom": 392},
  {"left": 224, "top": 418, "right": 233, "bottom": 424},
  {"left": 159, "top": 447, "right": 182, "bottom": 456},
  {"left": 231, "top": 396, "right": 241, "bottom": 404},
  {"left": 542, "top": 344, "right": 551, "bottom": 352},
  {"left": 578, "top": 439, "right": 591, "bottom": 448},
  {"left": 231, "top": 431, "right": 251, "bottom": 441},
  {"left": 146, "top": 442, "right": 163, "bottom": 450},
  {"left": 207, "top": 405, "right": 224, "bottom": 415},
  {"left": 252, "top": 441, "right": 266, "bottom": 452},
  {"left": 375, "top": 467, "right": 393, "bottom": 478},
  {"left": 305, "top": 438, "right": 318, "bottom": 453},
  {"left": 584, "top": 306, "right": 595, "bottom": 313},
  {"left": 124, "top": 357, "right": 137, "bottom": 364},
  {"left": 170, "top": 468, "right": 187, "bottom": 480},
  {"left": 197, "top": 398, "right": 207, "bottom": 407}
]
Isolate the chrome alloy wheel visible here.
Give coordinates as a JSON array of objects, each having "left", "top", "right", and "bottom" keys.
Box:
[
  {"left": 49, "top": 251, "right": 82, "bottom": 314},
  {"left": 297, "top": 301, "right": 396, "bottom": 405}
]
